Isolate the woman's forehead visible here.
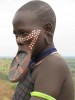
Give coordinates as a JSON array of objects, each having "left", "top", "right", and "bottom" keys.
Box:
[{"left": 13, "top": 11, "right": 39, "bottom": 26}]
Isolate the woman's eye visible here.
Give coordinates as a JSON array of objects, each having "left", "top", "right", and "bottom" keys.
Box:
[
  {"left": 20, "top": 31, "right": 30, "bottom": 36},
  {"left": 20, "top": 31, "right": 26, "bottom": 35},
  {"left": 13, "top": 30, "right": 30, "bottom": 36}
]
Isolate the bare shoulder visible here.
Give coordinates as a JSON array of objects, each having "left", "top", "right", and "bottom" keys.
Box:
[
  {"left": 37, "top": 53, "right": 70, "bottom": 78},
  {"left": 50, "top": 53, "right": 70, "bottom": 71},
  {"left": 31, "top": 53, "right": 73, "bottom": 99}
]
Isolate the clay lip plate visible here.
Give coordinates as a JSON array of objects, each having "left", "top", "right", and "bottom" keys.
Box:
[{"left": 9, "top": 50, "right": 31, "bottom": 82}]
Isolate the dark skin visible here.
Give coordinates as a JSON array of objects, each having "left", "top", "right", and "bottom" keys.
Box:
[{"left": 13, "top": 10, "right": 74, "bottom": 100}]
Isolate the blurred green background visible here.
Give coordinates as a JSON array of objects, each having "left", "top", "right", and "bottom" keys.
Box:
[{"left": 0, "top": 58, "right": 75, "bottom": 100}]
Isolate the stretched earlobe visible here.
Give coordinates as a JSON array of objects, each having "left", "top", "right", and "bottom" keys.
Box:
[
  {"left": 44, "top": 34, "right": 51, "bottom": 45},
  {"left": 44, "top": 22, "right": 53, "bottom": 45}
]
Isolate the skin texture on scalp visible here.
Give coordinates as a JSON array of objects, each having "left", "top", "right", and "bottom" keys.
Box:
[
  {"left": 17, "top": 0, "right": 56, "bottom": 34},
  {"left": 12, "top": 0, "right": 74, "bottom": 100}
]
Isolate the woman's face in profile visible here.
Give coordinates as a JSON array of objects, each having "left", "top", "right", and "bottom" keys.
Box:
[{"left": 12, "top": 10, "right": 46, "bottom": 56}]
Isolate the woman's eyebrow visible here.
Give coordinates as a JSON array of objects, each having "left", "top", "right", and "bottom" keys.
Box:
[
  {"left": 18, "top": 28, "right": 31, "bottom": 32},
  {"left": 14, "top": 29, "right": 31, "bottom": 35}
]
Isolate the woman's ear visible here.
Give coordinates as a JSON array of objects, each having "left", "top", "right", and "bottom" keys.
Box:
[
  {"left": 44, "top": 22, "right": 52, "bottom": 33},
  {"left": 44, "top": 22, "right": 53, "bottom": 44}
]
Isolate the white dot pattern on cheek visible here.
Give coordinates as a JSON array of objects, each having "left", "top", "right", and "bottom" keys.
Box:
[{"left": 16, "top": 29, "right": 41, "bottom": 50}]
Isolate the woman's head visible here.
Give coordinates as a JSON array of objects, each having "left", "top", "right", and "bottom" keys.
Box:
[{"left": 13, "top": 0, "right": 56, "bottom": 56}]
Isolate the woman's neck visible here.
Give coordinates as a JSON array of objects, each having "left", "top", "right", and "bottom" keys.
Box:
[{"left": 43, "top": 43, "right": 55, "bottom": 53}]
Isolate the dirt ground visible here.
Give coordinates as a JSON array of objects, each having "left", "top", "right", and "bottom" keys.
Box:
[{"left": 0, "top": 79, "right": 14, "bottom": 100}]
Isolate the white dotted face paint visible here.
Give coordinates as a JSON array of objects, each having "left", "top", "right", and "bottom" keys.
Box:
[{"left": 16, "top": 29, "right": 41, "bottom": 50}]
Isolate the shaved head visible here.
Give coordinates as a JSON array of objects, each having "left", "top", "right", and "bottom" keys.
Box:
[
  {"left": 12, "top": 0, "right": 56, "bottom": 56},
  {"left": 17, "top": 0, "right": 56, "bottom": 33}
]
